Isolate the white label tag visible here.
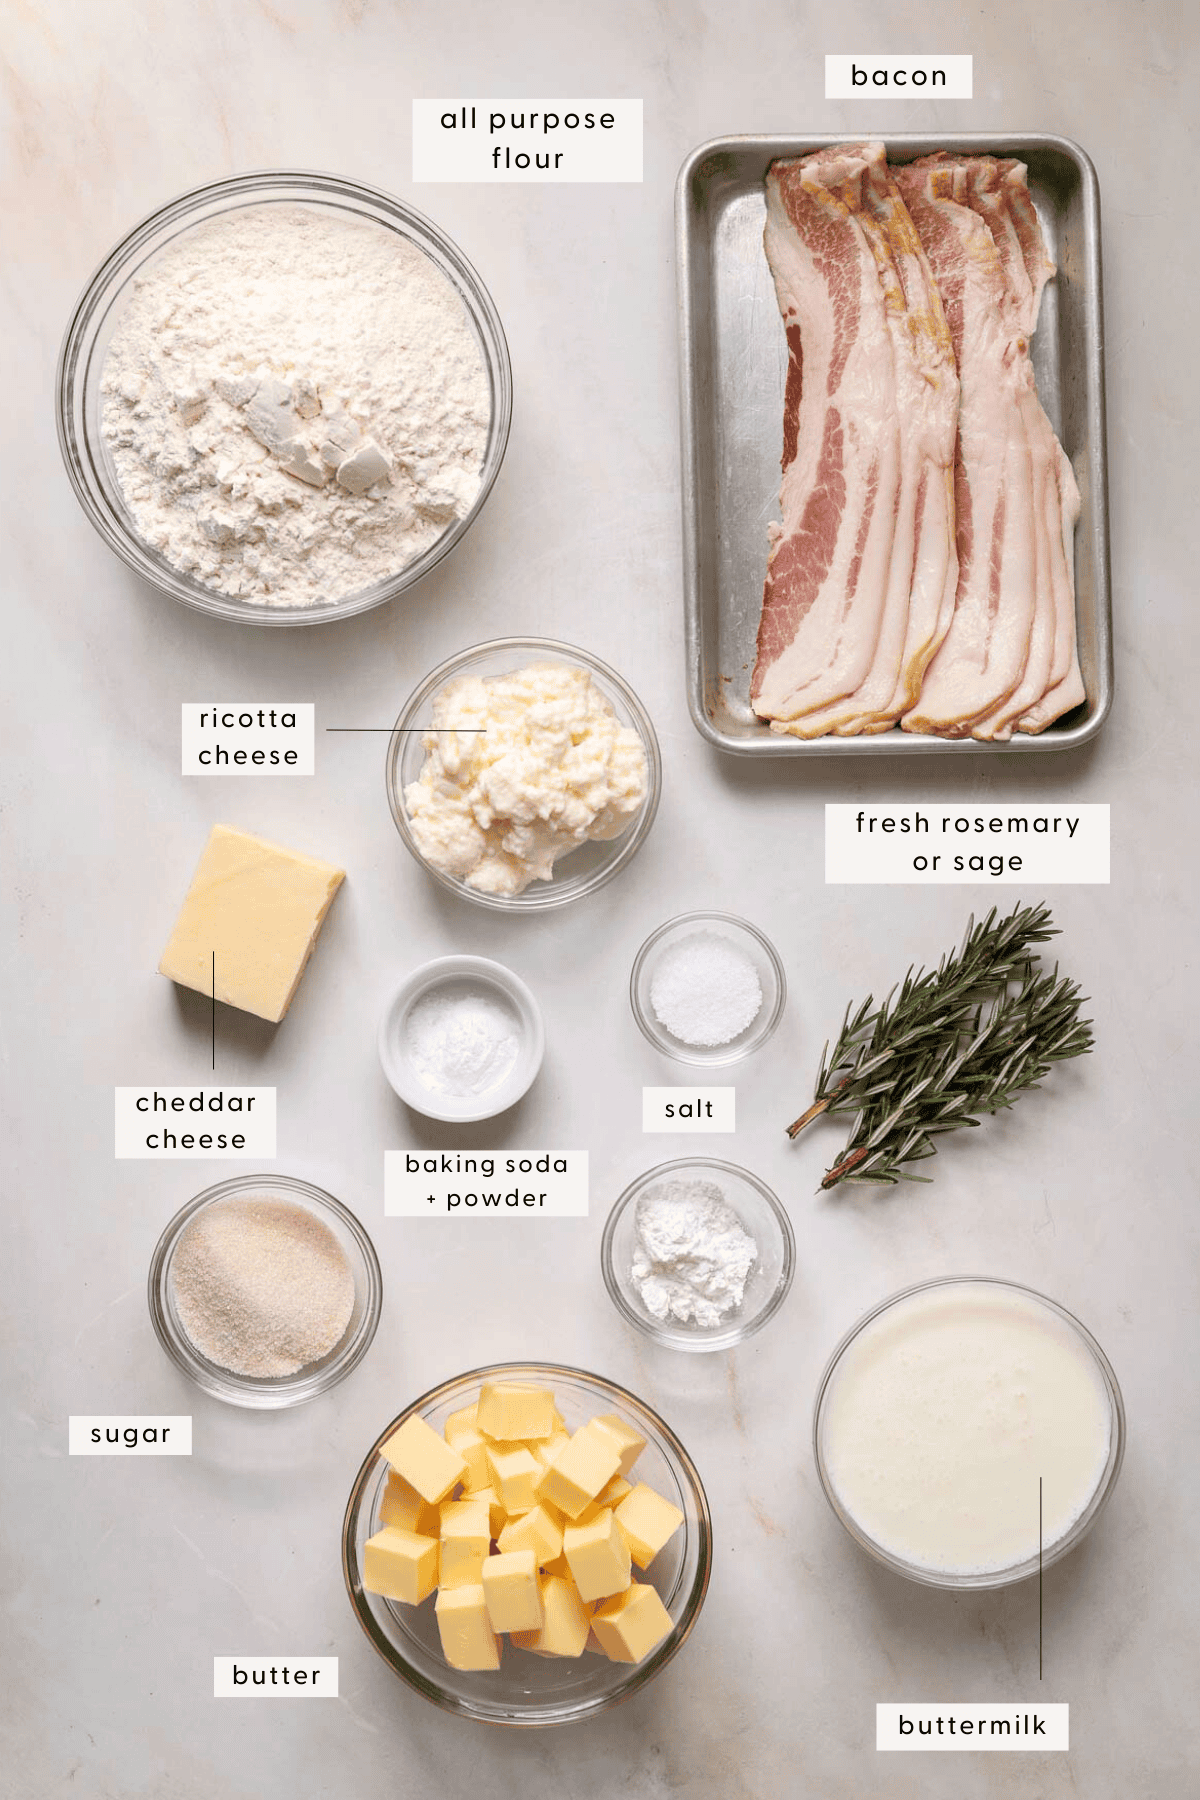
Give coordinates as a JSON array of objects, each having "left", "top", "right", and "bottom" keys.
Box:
[
  {"left": 114, "top": 1088, "right": 276, "bottom": 1159},
  {"left": 877, "top": 1704, "right": 1069, "bottom": 1751},
  {"left": 214, "top": 1658, "right": 338, "bottom": 1698},
  {"left": 69, "top": 1416, "right": 192, "bottom": 1456},
  {"left": 385, "top": 1151, "right": 588, "bottom": 1216},
  {"left": 412, "top": 99, "right": 643, "bottom": 182},
  {"left": 181, "top": 703, "right": 314, "bottom": 776},
  {"left": 825, "top": 804, "right": 1110, "bottom": 884},
  {"left": 642, "top": 1088, "right": 736, "bottom": 1133},
  {"left": 826, "top": 55, "right": 973, "bottom": 97}
]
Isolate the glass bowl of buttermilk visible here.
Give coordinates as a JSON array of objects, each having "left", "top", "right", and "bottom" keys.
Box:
[
  {"left": 148, "top": 1173, "right": 383, "bottom": 1407},
  {"left": 812, "top": 1275, "right": 1126, "bottom": 1589},
  {"left": 341, "top": 1362, "right": 712, "bottom": 1725},
  {"left": 385, "top": 637, "right": 662, "bottom": 912},
  {"left": 56, "top": 170, "right": 511, "bottom": 625}
]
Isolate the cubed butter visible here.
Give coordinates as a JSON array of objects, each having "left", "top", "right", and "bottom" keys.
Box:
[
  {"left": 613, "top": 1484, "right": 685, "bottom": 1569},
  {"left": 591, "top": 1413, "right": 648, "bottom": 1478},
  {"left": 378, "top": 1470, "right": 440, "bottom": 1537},
  {"left": 562, "top": 1508, "right": 632, "bottom": 1603},
  {"left": 158, "top": 824, "right": 344, "bottom": 1024},
  {"left": 472, "top": 1485, "right": 506, "bottom": 1538},
  {"left": 476, "top": 1381, "right": 558, "bottom": 1442},
  {"left": 435, "top": 1583, "right": 501, "bottom": 1671},
  {"left": 590, "top": 1582, "right": 674, "bottom": 1663},
  {"left": 511, "top": 1574, "right": 591, "bottom": 1658},
  {"left": 536, "top": 1421, "right": 622, "bottom": 1519},
  {"left": 531, "top": 1429, "right": 571, "bottom": 1472},
  {"left": 380, "top": 1414, "right": 467, "bottom": 1505},
  {"left": 496, "top": 1503, "right": 564, "bottom": 1567},
  {"left": 362, "top": 1526, "right": 439, "bottom": 1605},
  {"left": 574, "top": 1475, "right": 633, "bottom": 1526},
  {"left": 481, "top": 1550, "right": 543, "bottom": 1634},
  {"left": 445, "top": 1423, "right": 491, "bottom": 1493},
  {"left": 439, "top": 1500, "right": 491, "bottom": 1589},
  {"left": 444, "top": 1403, "right": 479, "bottom": 1437},
  {"left": 485, "top": 1443, "right": 542, "bottom": 1515}
]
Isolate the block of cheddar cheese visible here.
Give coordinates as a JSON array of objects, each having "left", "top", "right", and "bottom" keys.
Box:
[{"left": 158, "top": 824, "right": 344, "bottom": 1023}]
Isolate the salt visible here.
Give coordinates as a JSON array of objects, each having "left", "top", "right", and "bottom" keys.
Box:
[
  {"left": 649, "top": 931, "right": 763, "bottom": 1047},
  {"left": 405, "top": 986, "right": 521, "bottom": 1096}
]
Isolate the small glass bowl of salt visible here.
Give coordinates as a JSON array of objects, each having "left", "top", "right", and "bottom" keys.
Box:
[
  {"left": 630, "top": 912, "right": 786, "bottom": 1066},
  {"left": 601, "top": 1158, "right": 795, "bottom": 1352},
  {"left": 377, "top": 955, "right": 544, "bottom": 1121}
]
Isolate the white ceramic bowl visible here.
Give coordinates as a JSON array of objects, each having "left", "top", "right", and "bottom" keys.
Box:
[{"left": 377, "top": 955, "right": 544, "bottom": 1122}]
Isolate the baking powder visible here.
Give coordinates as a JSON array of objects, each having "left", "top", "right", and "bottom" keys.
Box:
[{"left": 101, "top": 204, "right": 489, "bottom": 605}]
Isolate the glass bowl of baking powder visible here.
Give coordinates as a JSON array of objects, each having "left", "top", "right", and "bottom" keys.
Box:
[{"left": 57, "top": 171, "right": 511, "bottom": 625}]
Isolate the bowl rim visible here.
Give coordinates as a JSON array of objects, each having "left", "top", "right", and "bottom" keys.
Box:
[
  {"left": 629, "top": 909, "right": 788, "bottom": 1065},
  {"left": 600, "top": 1155, "right": 796, "bottom": 1352},
  {"left": 341, "top": 1359, "right": 713, "bottom": 1726},
  {"left": 147, "top": 1171, "right": 383, "bottom": 1407},
  {"left": 385, "top": 635, "right": 663, "bottom": 911},
  {"left": 376, "top": 953, "right": 546, "bottom": 1121},
  {"left": 811, "top": 1273, "right": 1127, "bottom": 1590},
  {"left": 55, "top": 167, "right": 512, "bottom": 627}
]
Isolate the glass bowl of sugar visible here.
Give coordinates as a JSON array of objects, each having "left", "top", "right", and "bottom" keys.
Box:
[
  {"left": 148, "top": 1174, "right": 382, "bottom": 1407},
  {"left": 377, "top": 955, "right": 545, "bottom": 1122},
  {"left": 629, "top": 912, "right": 786, "bottom": 1066}
]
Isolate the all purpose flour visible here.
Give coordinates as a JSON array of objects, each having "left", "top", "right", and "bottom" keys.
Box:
[{"left": 101, "top": 204, "right": 490, "bottom": 605}]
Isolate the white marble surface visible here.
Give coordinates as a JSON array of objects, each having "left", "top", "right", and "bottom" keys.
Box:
[{"left": 4, "top": 3, "right": 1198, "bottom": 1795}]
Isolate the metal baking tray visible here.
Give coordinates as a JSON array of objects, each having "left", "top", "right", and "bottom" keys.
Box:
[{"left": 676, "top": 134, "right": 1111, "bottom": 755}]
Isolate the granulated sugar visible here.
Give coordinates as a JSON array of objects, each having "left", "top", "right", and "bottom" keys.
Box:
[
  {"left": 649, "top": 930, "right": 763, "bottom": 1047},
  {"left": 101, "top": 204, "right": 490, "bottom": 606},
  {"left": 171, "top": 1195, "right": 355, "bottom": 1378}
]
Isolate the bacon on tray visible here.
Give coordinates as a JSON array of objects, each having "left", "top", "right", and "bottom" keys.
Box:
[{"left": 751, "top": 143, "right": 1084, "bottom": 741}]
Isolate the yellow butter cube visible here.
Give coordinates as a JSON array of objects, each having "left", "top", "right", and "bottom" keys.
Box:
[
  {"left": 435, "top": 1583, "right": 501, "bottom": 1671},
  {"left": 481, "top": 1550, "right": 543, "bottom": 1633},
  {"left": 444, "top": 1403, "right": 479, "bottom": 1438},
  {"left": 380, "top": 1415, "right": 467, "bottom": 1505},
  {"left": 476, "top": 1381, "right": 558, "bottom": 1442},
  {"left": 511, "top": 1574, "right": 592, "bottom": 1658},
  {"left": 536, "top": 1421, "right": 622, "bottom": 1519},
  {"left": 574, "top": 1475, "right": 633, "bottom": 1527},
  {"left": 591, "top": 1582, "right": 674, "bottom": 1663},
  {"left": 158, "top": 824, "right": 344, "bottom": 1024},
  {"left": 446, "top": 1423, "right": 491, "bottom": 1493},
  {"left": 471, "top": 1485, "right": 506, "bottom": 1538},
  {"left": 531, "top": 1429, "right": 571, "bottom": 1472},
  {"left": 362, "top": 1526, "right": 439, "bottom": 1605},
  {"left": 485, "top": 1443, "right": 542, "bottom": 1515},
  {"left": 562, "top": 1508, "right": 632, "bottom": 1603},
  {"left": 541, "top": 1549, "right": 572, "bottom": 1579},
  {"left": 591, "top": 1413, "right": 648, "bottom": 1478},
  {"left": 378, "top": 1470, "right": 440, "bottom": 1537},
  {"left": 497, "top": 1503, "right": 564, "bottom": 1567},
  {"left": 614, "top": 1484, "right": 685, "bottom": 1569},
  {"left": 439, "top": 1499, "right": 491, "bottom": 1589}
]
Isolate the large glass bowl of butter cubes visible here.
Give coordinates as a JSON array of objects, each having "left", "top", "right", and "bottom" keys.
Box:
[{"left": 342, "top": 1363, "right": 712, "bottom": 1724}]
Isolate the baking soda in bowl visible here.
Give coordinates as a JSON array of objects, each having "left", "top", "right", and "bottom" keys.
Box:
[{"left": 818, "top": 1281, "right": 1115, "bottom": 1578}]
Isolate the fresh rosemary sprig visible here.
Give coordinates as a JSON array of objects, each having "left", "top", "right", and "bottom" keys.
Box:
[{"left": 787, "top": 903, "right": 1094, "bottom": 1190}]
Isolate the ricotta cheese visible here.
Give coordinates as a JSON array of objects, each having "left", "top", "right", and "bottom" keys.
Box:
[{"left": 404, "top": 662, "right": 648, "bottom": 895}]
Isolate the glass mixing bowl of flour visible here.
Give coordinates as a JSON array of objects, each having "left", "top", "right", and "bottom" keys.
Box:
[
  {"left": 148, "top": 1173, "right": 383, "bottom": 1407},
  {"left": 57, "top": 172, "right": 511, "bottom": 625}
]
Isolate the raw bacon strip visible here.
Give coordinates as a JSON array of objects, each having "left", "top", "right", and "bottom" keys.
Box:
[
  {"left": 897, "top": 156, "right": 1047, "bottom": 736},
  {"left": 751, "top": 144, "right": 903, "bottom": 730}
]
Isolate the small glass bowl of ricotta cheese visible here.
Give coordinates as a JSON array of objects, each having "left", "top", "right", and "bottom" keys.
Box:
[{"left": 386, "top": 637, "right": 662, "bottom": 911}]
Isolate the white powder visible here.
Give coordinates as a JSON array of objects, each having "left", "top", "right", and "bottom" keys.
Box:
[
  {"left": 101, "top": 204, "right": 490, "bottom": 606},
  {"left": 405, "top": 986, "right": 521, "bottom": 1097},
  {"left": 630, "top": 1178, "right": 758, "bottom": 1328},
  {"left": 649, "top": 931, "right": 763, "bottom": 1047},
  {"left": 171, "top": 1195, "right": 356, "bottom": 1378}
]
